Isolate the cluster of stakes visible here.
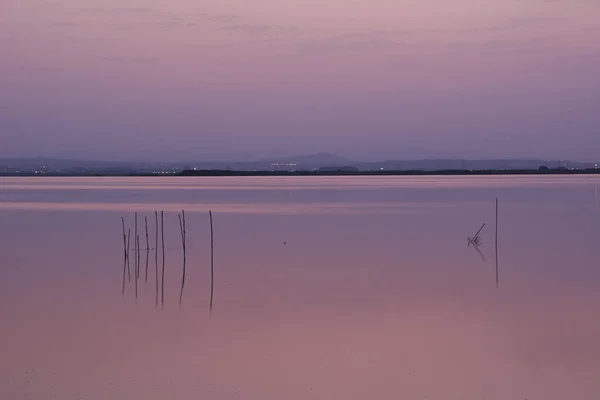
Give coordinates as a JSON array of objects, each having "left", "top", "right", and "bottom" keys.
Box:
[
  {"left": 468, "top": 197, "right": 499, "bottom": 288},
  {"left": 120, "top": 210, "right": 215, "bottom": 311},
  {"left": 119, "top": 199, "right": 498, "bottom": 310}
]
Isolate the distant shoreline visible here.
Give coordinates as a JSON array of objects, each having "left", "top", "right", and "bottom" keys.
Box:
[
  {"left": 177, "top": 168, "right": 600, "bottom": 176},
  {"left": 2, "top": 168, "right": 600, "bottom": 177}
]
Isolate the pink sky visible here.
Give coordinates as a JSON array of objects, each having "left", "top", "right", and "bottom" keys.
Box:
[{"left": 1, "top": 0, "right": 599, "bottom": 161}]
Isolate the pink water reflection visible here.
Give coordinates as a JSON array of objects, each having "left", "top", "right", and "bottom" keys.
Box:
[{"left": 1, "top": 177, "right": 600, "bottom": 399}]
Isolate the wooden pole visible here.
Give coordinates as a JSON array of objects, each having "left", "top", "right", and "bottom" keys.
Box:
[
  {"left": 121, "top": 240, "right": 127, "bottom": 296},
  {"left": 134, "top": 212, "right": 138, "bottom": 281},
  {"left": 161, "top": 211, "right": 165, "bottom": 308},
  {"left": 145, "top": 216, "right": 149, "bottom": 283},
  {"left": 126, "top": 229, "right": 131, "bottom": 282},
  {"left": 144, "top": 238, "right": 149, "bottom": 289},
  {"left": 495, "top": 197, "right": 499, "bottom": 288},
  {"left": 209, "top": 210, "right": 214, "bottom": 312},
  {"left": 155, "top": 210, "right": 159, "bottom": 308},
  {"left": 121, "top": 217, "right": 128, "bottom": 295},
  {"left": 135, "top": 234, "right": 139, "bottom": 301},
  {"left": 178, "top": 210, "right": 187, "bottom": 307},
  {"left": 121, "top": 217, "right": 127, "bottom": 262}
]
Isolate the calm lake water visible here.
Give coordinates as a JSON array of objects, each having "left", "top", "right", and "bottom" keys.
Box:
[{"left": 1, "top": 176, "right": 600, "bottom": 399}]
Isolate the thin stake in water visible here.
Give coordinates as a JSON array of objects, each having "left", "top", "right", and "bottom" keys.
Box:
[
  {"left": 135, "top": 234, "right": 139, "bottom": 301},
  {"left": 121, "top": 217, "right": 128, "bottom": 262},
  {"left": 121, "top": 241, "right": 127, "bottom": 296},
  {"left": 126, "top": 229, "right": 131, "bottom": 284},
  {"left": 495, "top": 197, "right": 499, "bottom": 288},
  {"left": 134, "top": 212, "right": 138, "bottom": 281},
  {"left": 137, "top": 234, "right": 140, "bottom": 274},
  {"left": 155, "top": 210, "right": 159, "bottom": 308},
  {"left": 121, "top": 217, "right": 130, "bottom": 282},
  {"left": 161, "top": 211, "right": 165, "bottom": 308},
  {"left": 209, "top": 210, "right": 215, "bottom": 313},
  {"left": 145, "top": 216, "right": 149, "bottom": 283},
  {"left": 178, "top": 210, "right": 187, "bottom": 307}
]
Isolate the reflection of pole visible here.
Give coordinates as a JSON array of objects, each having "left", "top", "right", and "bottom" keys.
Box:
[{"left": 495, "top": 197, "right": 499, "bottom": 288}]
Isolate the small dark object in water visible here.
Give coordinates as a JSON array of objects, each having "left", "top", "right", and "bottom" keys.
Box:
[
  {"left": 468, "top": 223, "right": 485, "bottom": 247},
  {"left": 284, "top": 241, "right": 287, "bottom": 245}
]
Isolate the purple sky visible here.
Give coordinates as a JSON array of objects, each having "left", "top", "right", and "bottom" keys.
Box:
[{"left": 1, "top": 0, "right": 599, "bottom": 162}]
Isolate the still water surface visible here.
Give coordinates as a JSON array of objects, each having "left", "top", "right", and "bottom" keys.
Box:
[{"left": 1, "top": 176, "right": 599, "bottom": 399}]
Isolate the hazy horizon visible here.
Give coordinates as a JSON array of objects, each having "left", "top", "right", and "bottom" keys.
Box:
[
  {"left": 0, "top": 152, "right": 597, "bottom": 165},
  {"left": 1, "top": 1, "right": 599, "bottom": 162}
]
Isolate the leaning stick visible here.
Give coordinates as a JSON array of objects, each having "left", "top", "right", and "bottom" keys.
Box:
[{"left": 468, "top": 223, "right": 486, "bottom": 246}]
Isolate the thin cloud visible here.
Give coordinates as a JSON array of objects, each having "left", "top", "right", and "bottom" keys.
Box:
[
  {"left": 206, "top": 14, "right": 240, "bottom": 24},
  {"left": 220, "top": 23, "right": 286, "bottom": 36},
  {"left": 85, "top": 6, "right": 155, "bottom": 16},
  {"left": 293, "top": 30, "right": 406, "bottom": 55},
  {"left": 99, "top": 22, "right": 139, "bottom": 32},
  {"left": 205, "top": 13, "right": 291, "bottom": 37},
  {"left": 289, "top": 14, "right": 577, "bottom": 57},
  {"left": 101, "top": 56, "right": 159, "bottom": 65},
  {"left": 73, "top": 6, "right": 290, "bottom": 37},
  {"left": 84, "top": 5, "right": 187, "bottom": 32},
  {"left": 50, "top": 21, "right": 81, "bottom": 28}
]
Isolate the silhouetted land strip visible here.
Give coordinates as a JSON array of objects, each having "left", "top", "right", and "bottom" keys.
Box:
[
  {"left": 3, "top": 168, "right": 600, "bottom": 177},
  {"left": 178, "top": 168, "right": 600, "bottom": 177}
]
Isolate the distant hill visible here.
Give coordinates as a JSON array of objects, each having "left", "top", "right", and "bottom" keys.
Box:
[{"left": 270, "top": 153, "right": 356, "bottom": 167}]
